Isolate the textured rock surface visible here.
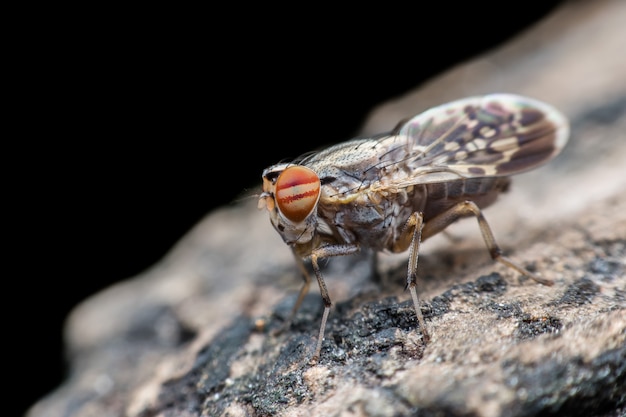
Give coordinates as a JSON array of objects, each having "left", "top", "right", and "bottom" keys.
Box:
[{"left": 29, "top": 1, "right": 625, "bottom": 416}]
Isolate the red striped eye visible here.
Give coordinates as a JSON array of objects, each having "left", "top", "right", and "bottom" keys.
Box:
[{"left": 275, "top": 166, "right": 321, "bottom": 223}]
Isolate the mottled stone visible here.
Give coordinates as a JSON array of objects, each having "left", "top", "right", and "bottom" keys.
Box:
[{"left": 28, "top": 1, "right": 626, "bottom": 416}]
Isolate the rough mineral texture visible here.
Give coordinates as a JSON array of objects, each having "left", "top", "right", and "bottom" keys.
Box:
[{"left": 29, "top": 1, "right": 625, "bottom": 416}]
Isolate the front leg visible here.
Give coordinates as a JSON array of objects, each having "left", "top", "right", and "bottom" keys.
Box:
[
  {"left": 309, "top": 244, "right": 359, "bottom": 362},
  {"left": 271, "top": 251, "right": 313, "bottom": 337}
]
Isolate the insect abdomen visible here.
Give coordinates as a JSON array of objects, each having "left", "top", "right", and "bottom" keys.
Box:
[{"left": 421, "top": 177, "right": 510, "bottom": 223}]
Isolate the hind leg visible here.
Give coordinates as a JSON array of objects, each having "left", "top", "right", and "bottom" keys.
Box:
[{"left": 423, "top": 200, "right": 553, "bottom": 286}]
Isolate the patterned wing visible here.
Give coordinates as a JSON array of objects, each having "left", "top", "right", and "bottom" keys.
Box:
[{"left": 382, "top": 94, "right": 569, "bottom": 186}]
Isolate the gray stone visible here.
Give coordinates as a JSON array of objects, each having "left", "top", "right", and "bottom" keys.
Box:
[{"left": 28, "top": 1, "right": 626, "bottom": 416}]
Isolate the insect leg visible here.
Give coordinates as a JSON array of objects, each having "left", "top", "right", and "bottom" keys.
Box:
[
  {"left": 272, "top": 250, "right": 312, "bottom": 337},
  {"left": 423, "top": 200, "right": 553, "bottom": 286},
  {"left": 309, "top": 244, "right": 359, "bottom": 362},
  {"left": 395, "top": 212, "right": 431, "bottom": 344}
]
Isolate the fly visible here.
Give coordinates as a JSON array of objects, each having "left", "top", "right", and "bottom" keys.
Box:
[{"left": 258, "top": 93, "right": 570, "bottom": 362}]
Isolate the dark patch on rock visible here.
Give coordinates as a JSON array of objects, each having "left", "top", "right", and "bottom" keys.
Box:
[
  {"left": 429, "top": 294, "right": 452, "bottom": 317},
  {"left": 555, "top": 277, "right": 600, "bottom": 306},
  {"left": 485, "top": 301, "right": 524, "bottom": 319},
  {"left": 588, "top": 256, "right": 624, "bottom": 282},
  {"left": 184, "top": 325, "right": 314, "bottom": 416},
  {"left": 271, "top": 292, "right": 324, "bottom": 333},
  {"left": 441, "top": 272, "right": 508, "bottom": 302},
  {"left": 614, "top": 287, "right": 626, "bottom": 306},
  {"left": 358, "top": 296, "right": 417, "bottom": 332},
  {"left": 431, "top": 272, "right": 508, "bottom": 315},
  {"left": 503, "top": 345, "right": 626, "bottom": 417},
  {"left": 151, "top": 317, "right": 253, "bottom": 416},
  {"left": 321, "top": 296, "right": 424, "bottom": 361},
  {"left": 475, "top": 272, "right": 509, "bottom": 293},
  {"left": 195, "top": 318, "right": 254, "bottom": 393},
  {"left": 123, "top": 304, "right": 198, "bottom": 347},
  {"left": 516, "top": 314, "right": 562, "bottom": 340},
  {"left": 239, "top": 335, "right": 315, "bottom": 416}
]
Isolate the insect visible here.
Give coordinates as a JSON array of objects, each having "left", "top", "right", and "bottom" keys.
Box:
[{"left": 258, "top": 93, "right": 569, "bottom": 362}]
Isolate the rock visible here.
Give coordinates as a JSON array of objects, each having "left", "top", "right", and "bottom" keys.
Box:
[{"left": 28, "top": 1, "right": 625, "bottom": 416}]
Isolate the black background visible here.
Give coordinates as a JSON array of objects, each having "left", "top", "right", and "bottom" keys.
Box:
[{"left": 17, "top": 3, "right": 565, "bottom": 415}]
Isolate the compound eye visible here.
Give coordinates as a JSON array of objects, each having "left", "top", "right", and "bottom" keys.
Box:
[{"left": 275, "top": 166, "right": 321, "bottom": 223}]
